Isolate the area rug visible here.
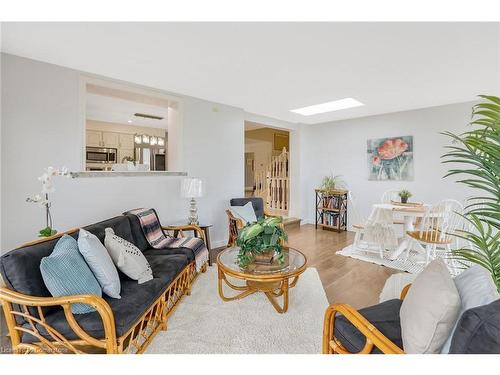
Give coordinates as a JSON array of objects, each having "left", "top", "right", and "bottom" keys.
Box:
[
  {"left": 146, "top": 267, "right": 328, "bottom": 354},
  {"left": 337, "top": 244, "right": 425, "bottom": 274}
]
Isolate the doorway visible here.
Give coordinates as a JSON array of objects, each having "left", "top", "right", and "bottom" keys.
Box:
[{"left": 244, "top": 121, "right": 290, "bottom": 215}]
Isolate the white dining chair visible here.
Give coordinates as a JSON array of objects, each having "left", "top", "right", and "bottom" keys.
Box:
[
  {"left": 381, "top": 189, "right": 407, "bottom": 225},
  {"left": 405, "top": 199, "right": 464, "bottom": 265},
  {"left": 349, "top": 191, "right": 385, "bottom": 259},
  {"left": 381, "top": 189, "right": 400, "bottom": 204}
]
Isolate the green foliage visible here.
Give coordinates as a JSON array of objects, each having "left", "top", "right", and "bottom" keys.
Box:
[
  {"left": 442, "top": 95, "right": 500, "bottom": 291},
  {"left": 320, "top": 174, "right": 345, "bottom": 192},
  {"left": 236, "top": 216, "right": 288, "bottom": 268},
  {"left": 398, "top": 189, "right": 412, "bottom": 199},
  {"left": 39, "top": 226, "right": 57, "bottom": 237}
]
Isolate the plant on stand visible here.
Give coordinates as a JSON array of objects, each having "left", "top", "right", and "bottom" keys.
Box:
[
  {"left": 26, "top": 166, "right": 70, "bottom": 237},
  {"left": 320, "top": 174, "right": 345, "bottom": 193},
  {"left": 236, "top": 217, "right": 288, "bottom": 268},
  {"left": 442, "top": 95, "right": 500, "bottom": 291}
]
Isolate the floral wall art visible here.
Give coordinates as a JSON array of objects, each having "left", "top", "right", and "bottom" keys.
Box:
[{"left": 367, "top": 136, "right": 414, "bottom": 180}]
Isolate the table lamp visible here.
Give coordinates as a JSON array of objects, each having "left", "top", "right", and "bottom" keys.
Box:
[{"left": 181, "top": 178, "right": 204, "bottom": 225}]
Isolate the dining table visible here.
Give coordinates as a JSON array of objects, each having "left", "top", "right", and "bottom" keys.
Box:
[{"left": 369, "top": 202, "right": 430, "bottom": 260}]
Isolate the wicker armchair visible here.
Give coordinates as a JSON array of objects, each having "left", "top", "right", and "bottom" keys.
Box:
[
  {"left": 322, "top": 285, "right": 410, "bottom": 354},
  {"left": 226, "top": 197, "right": 281, "bottom": 247}
]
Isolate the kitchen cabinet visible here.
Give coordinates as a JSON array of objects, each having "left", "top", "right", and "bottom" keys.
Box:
[
  {"left": 86, "top": 130, "right": 102, "bottom": 147},
  {"left": 119, "top": 133, "right": 135, "bottom": 149},
  {"left": 102, "top": 132, "right": 119, "bottom": 148}
]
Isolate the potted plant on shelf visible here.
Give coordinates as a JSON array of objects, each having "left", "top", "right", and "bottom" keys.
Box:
[
  {"left": 442, "top": 95, "right": 500, "bottom": 291},
  {"left": 320, "top": 174, "right": 345, "bottom": 193},
  {"left": 26, "top": 166, "right": 70, "bottom": 237},
  {"left": 236, "top": 216, "right": 288, "bottom": 269},
  {"left": 398, "top": 189, "right": 412, "bottom": 204}
]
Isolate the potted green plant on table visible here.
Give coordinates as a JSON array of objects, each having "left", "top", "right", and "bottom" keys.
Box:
[
  {"left": 236, "top": 216, "right": 288, "bottom": 269},
  {"left": 398, "top": 189, "right": 412, "bottom": 204},
  {"left": 442, "top": 95, "right": 500, "bottom": 291}
]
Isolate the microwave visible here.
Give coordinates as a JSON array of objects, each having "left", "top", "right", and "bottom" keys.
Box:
[{"left": 86, "top": 147, "right": 117, "bottom": 164}]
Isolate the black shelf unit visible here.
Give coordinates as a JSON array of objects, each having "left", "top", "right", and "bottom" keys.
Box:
[{"left": 315, "top": 189, "right": 348, "bottom": 232}]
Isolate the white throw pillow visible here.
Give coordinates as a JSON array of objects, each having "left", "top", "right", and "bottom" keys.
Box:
[
  {"left": 230, "top": 202, "right": 258, "bottom": 224},
  {"left": 77, "top": 229, "right": 121, "bottom": 299},
  {"left": 440, "top": 265, "right": 500, "bottom": 353},
  {"left": 104, "top": 228, "right": 153, "bottom": 284},
  {"left": 400, "top": 259, "right": 461, "bottom": 353}
]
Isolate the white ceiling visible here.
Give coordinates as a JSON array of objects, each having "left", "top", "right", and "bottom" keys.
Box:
[
  {"left": 86, "top": 92, "right": 169, "bottom": 129},
  {"left": 2, "top": 22, "right": 499, "bottom": 124}
]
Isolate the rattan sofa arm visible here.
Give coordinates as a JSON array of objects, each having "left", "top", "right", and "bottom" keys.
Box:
[
  {"left": 400, "top": 283, "right": 412, "bottom": 300},
  {"left": 322, "top": 303, "right": 404, "bottom": 354},
  {"left": 162, "top": 225, "right": 206, "bottom": 242},
  {"left": 0, "top": 287, "right": 118, "bottom": 354}
]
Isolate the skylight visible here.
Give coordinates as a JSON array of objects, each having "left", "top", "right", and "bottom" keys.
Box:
[{"left": 290, "top": 98, "right": 364, "bottom": 116}]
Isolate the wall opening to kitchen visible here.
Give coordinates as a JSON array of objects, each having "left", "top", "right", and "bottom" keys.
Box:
[{"left": 82, "top": 79, "right": 181, "bottom": 172}]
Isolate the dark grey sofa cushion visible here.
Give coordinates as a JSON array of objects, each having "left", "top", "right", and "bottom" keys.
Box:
[
  {"left": 143, "top": 247, "right": 195, "bottom": 263},
  {"left": 230, "top": 197, "right": 264, "bottom": 219},
  {"left": 21, "top": 253, "right": 189, "bottom": 342},
  {"left": 83, "top": 215, "right": 134, "bottom": 245},
  {"left": 124, "top": 213, "right": 151, "bottom": 251},
  {"left": 334, "top": 299, "right": 403, "bottom": 354},
  {"left": 449, "top": 299, "right": 500, "bottom": 354}
]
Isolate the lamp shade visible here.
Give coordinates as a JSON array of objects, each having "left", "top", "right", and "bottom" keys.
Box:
[{"left": 181, "top": 178, "right": 203, "bottom": 198}]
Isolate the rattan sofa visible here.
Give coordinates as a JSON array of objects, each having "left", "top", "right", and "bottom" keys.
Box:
[{"left": 0, "top": 213, "right": 208, "bottom": 354}]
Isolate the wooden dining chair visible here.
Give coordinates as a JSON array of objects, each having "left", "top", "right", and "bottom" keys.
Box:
[{"left": 405, "top": 199, "right": 464, "bottom": 265}]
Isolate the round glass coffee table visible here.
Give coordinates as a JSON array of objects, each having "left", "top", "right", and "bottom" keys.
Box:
[{"left": 216, "top": 247, "right": 307, "bottom": 313}]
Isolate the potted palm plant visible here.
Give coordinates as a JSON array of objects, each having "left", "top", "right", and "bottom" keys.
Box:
[{"left": 442, "top": 95, "right": 500, "bottom": 291}]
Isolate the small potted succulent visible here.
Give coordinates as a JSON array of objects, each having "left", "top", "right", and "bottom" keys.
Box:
[
  {"left": 398, "top": 189, "right": 412, "bottom": 204},
  {"left": 236, "top": 217, "right": 288, "bottom": 268}
]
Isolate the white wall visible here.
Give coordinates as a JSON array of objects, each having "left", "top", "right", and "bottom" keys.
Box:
[
  {"left": 1, "top": 54, "right": 244, "bottom": 251},
  {"left": 300, "top": 102, "right": 477, "bottom": 226}
]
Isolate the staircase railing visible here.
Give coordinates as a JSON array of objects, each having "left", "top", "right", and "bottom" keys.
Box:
[{"left": 254, "top": 147, "right": 289, "bottom": 215}]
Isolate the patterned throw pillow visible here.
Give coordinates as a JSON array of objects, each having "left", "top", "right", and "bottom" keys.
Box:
[
  {"left": 104, "top": 228, "right": 153, "bottom": 284},
  {"left": 78, "top": 229, "right": 121, "bottom": 299},
  {"left": 40, "top": 235, "right": 102, "bottom": 314}
]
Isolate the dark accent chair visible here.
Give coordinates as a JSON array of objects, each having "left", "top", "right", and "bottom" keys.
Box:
[
  {"left": 322, "top": 284, "right": 500, "bottom": 354},
  {"left": 0, "top": 213, "right": 208, "bottom": 354},
  {"left": 226, "top": 197, "right": 281, "bottom": 247}
]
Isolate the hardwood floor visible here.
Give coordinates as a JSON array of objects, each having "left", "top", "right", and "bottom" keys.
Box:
[
  {"left": 0, "top": 223, "right": 397, "bottom": 353},
  {"left": 286, "top": 224, "right": 398, "bottom": 309}
]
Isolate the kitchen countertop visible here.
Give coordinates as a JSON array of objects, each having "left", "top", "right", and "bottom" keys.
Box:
[{"left": 70, "top": 171, "right": 187, "bottom": 178}]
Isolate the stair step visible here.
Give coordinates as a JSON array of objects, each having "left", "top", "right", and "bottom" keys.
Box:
[{"left": 283, "top": 217, "right": 301, "bottom": 229}]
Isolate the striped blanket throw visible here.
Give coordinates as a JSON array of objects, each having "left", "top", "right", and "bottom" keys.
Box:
[{"left": 126, "top": 208, "right": 208, "bottom": 272}]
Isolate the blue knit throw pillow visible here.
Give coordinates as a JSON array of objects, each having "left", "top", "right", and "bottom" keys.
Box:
[{"left": 40, "top": 234, "right": 102, "bottom": 314}]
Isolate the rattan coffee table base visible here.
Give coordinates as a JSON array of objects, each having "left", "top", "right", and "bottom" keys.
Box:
[{"left": 217, "top": 267, "right": 302, "bottom": 313}]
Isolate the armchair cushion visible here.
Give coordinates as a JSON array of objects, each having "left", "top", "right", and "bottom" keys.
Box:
[
  {"left": 230, "top": 197, "right": 264, "bottom": 219},
  {"left": 229, "top": 202, "right": 258, "bottom": 224},
  {"left": 334, "top": 299, "right": 403, "bottom": 354},
  {"left": 21, "top": 253, "right": 189, "bottom": 343},
  {"left": 449, "top": 299, "right": 500, "bottom": 354}
]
